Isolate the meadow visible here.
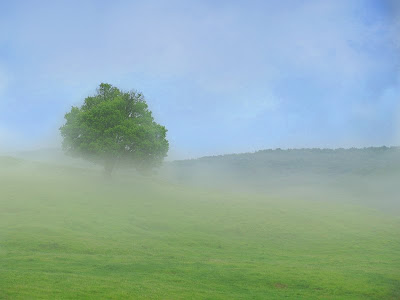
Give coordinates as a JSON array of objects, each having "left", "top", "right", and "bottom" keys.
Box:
[{"left": 0, "top": 155, "right": 399, "bottom": 299}]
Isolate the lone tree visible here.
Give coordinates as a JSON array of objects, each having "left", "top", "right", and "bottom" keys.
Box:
[{"left": 60, "top": 83, "right": 169, "bottom": 177}]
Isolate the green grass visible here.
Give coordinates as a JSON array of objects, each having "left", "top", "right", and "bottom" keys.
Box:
[{"left": 0, "top": 161, "right": 399, "bottom": 299}]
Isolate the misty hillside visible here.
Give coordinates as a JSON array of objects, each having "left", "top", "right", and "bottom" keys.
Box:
[
  {"left": 168, "top": 147, "right": 400, "bottom": 178},
  {"left": 1, "top": 155, "right": 399, "bottom": 299},
  {"left": 5, "top": 148, "right": 98, "bottom": 169},
  {"left": 7, "top": 147, "right": 399, "bottom": 177},
  {"left": 0, "top": 156, "right": 23, "bottom": 168},
  {"left": 165, "top": 147, "right": 400, "bottom": 213}
]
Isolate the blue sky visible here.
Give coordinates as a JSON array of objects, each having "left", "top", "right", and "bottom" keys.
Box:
[{"left": 0, "top": 0, "right": 399, "bottom": 158}]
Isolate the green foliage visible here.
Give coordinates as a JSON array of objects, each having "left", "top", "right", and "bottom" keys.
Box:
[{"left": 60, "top": 83, "right": 169, "bottom": 175}]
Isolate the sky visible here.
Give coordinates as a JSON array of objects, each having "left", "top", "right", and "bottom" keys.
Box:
[{"left": 0, "top": 0, "right": 399, "bottom": 159}]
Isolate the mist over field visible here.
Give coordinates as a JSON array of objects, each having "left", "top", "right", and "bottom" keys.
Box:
[
  {"left": 165, "top": 147, "right": 400, "bottom": 212},
  {"left": 1, "top": 146, "right": 399, "bottom": 298},
  {"left": 1, "top": 0, "right": 400, "bottom": 299}
]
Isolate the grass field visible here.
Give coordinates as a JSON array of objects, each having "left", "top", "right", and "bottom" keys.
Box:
[{"left": 0, "top": 158, "right": 399, "bottom": 299}]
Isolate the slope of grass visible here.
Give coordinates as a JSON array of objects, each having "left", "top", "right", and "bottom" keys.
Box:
[
  {"left": 0, "top": 156, "right": 23, "bottom": 167},
  {"left": 0, "top": 162, "right": 399, "bottom": 299}
]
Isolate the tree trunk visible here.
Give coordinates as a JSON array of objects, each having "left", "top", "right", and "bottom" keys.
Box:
[{"left": 104, "top": 159, "right": 115, "bottom": 178}]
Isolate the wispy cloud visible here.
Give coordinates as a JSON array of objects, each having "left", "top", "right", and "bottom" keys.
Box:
[{"left": 0, "top": 0, "right": 399, "bottom": 156}]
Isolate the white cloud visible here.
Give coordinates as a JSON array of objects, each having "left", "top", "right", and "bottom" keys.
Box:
[
  {"left": 1, "top": 0, "right": 399, "bottom": 153},
  {"left": 5, "top": 0, "right": 390, "bottom": 94}
]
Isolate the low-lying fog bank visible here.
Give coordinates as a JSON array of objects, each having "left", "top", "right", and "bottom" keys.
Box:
[
  {"left": 1, "top": 147, "right": 398, "bottom": 214},
  {"left": 161, "top": 147, "right": 400, "bottom": 214}
]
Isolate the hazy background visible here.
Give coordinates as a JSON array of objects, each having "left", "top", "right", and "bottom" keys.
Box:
[
  {"left": 1, "top": 2, "right": 400, "bottom": 298},
  {"left": 1, "top": 0, "right": 399, "bottom": 159}
]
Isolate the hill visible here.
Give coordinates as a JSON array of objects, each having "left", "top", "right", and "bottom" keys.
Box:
[
  {"left": 0, "top": 159, "right": 399, "bottom": 299},
  {"left": 5, "top": 148, "right": 97, "bottom": 168},
  {"left": 164, "top": 147, "right": 400, "bottom": 214},
  {"left": 0, "top": 156, "right": 23, "bottom": 168},
  {"left": 168, "top": 146, "right": 400, "bottom": 178}
]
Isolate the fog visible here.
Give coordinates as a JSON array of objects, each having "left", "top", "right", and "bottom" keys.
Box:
[
  {"left": 159, "top": 147, "right": 400, "bottom": 213},
  {"left": 1, "top": 125, "right": 400, "bottom": 299},
  {"left": 2, "top": 146, "right": 399, "bottom": 215},
  {"left": 1, "top": 0, "right": 400, "bottom": 298}
]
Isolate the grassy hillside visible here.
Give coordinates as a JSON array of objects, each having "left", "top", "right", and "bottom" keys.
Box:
[
  {"left": 165, "top": 147, "right": 400, "bottom": 214},
  {"left": 168, "top": 147, "right": 400, "bottom": 179},
  {"left": 0, "top": 158, "right": 399, "bottom": 299},
  {"left": 0, "top": 156, "right": 23, "bottom": 168}
]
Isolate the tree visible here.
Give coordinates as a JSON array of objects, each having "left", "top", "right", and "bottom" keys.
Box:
[{"left": 60, "top": 83, "right": 169, "bottom": 177}]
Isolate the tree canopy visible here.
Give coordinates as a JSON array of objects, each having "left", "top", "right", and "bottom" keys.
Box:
[{"left": 60, "top": 83, "right": 169, "bottom": 176}]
